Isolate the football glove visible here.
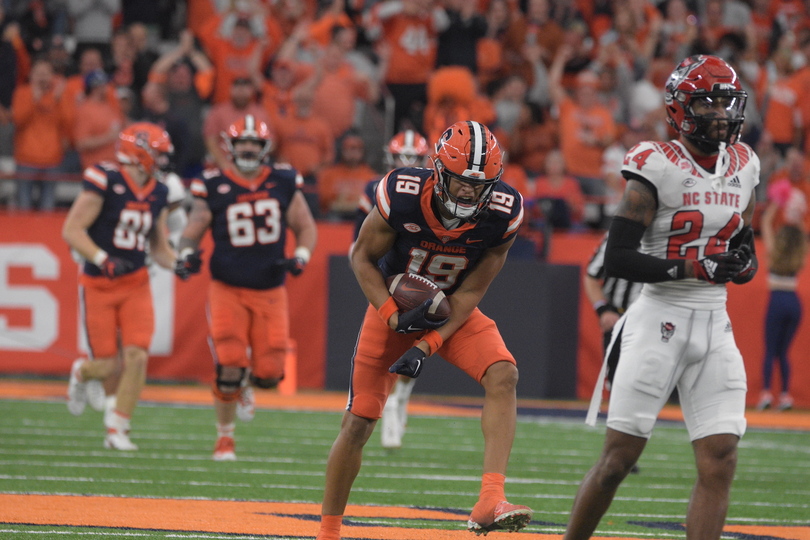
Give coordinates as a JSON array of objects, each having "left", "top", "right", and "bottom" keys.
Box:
[
  {"left": 174, "top": 249, "right": 203, "bottom": 280},
  {"left": 277, "top": 257, "right": 306, "bottom": 276},
  {"left": 99, "top": 256, "right": 134, "bottom": 279},
  {"left": 693, "top": 252, "right": 746, "bottom": 284},
  {"left": 395, "top": 299, "right": 448, "bottom": 334},
  {"left": 389, "top": 346, "right": 426, "bottom": 378},
  {"left": 730, "top": 228, "right": 758, "bottom": 284}
]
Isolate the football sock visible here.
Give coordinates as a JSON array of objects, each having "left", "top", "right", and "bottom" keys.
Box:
[
  {"left": 479, "top": 472, "right": 506, "bottom": 502},
  {"left": 104, "top": 395, "right": 116, "bottom": 412},
  {"left": 317, "top": 514, "right": 342, "bottom": 539},
  {"left": 217, "top": 423, "right": 235, "bottom": 439},
  {"left": 106, "top": 410, "right": 131, "bottom": 432},
  {"left": 395, "top": 377, "right": 415, "bottom": 401}
]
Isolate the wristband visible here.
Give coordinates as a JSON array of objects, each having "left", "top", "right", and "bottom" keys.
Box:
[
  {"left": 178, "top": 247, "right": 195, "bottom": 259},
  {"left": 595, "top": 302, "right": 619, "bottom": 317},
  {"left": 419, "top": 330, "right": 444, "bottom": 356},
  {"left": 92, "top": 249, "right": 108, "bottom": 267},
  {"left": 592, "top": 299, "right": 607, "bottom": 312},
  {"left": 378, "top": 296, "right": 398, "bottom": 325},
  {"left": 294, "top": 246, "right": 311, "bottom": 264}
]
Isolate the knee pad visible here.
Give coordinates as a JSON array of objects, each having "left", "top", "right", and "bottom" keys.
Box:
[
  {"left": 249, "top": 372, "right": 283, "bottom": 389},
  {"left": 213, "top": 365, "right": 245, "bottom": 402}
]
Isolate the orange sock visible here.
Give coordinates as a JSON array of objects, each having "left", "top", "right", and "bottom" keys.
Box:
[
  {"left": 316, "top": 514, "right": 342, "bottom": 540},
  {"left": 479, "top": 472, "right": 506, "bottom": 502}
]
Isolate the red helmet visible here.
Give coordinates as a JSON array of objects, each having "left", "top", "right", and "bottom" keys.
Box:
[
  {"left": 117, "top": 122, "right": 173, "bottom": 174},
  {"left": 432, "top": 121, "right": 503, "bottom": 221},
  {"left": 385, "top": 130, "right": 429, "bottom": 168},
  {"left": 224, "top": 114, "right": 273, "bottom": 172},
  {"left": 664, "top": 55, "right": 747, "bottom": 153}
]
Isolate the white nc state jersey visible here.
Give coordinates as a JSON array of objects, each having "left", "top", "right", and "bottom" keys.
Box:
[{"left": 621, "top": 140, "right": 760, "bottom": 309}]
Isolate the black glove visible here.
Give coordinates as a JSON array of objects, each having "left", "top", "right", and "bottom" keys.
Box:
[
  {"left": 174, "top": 249, "right": 203, "bottom": 280},
  {"left": 100, "top": 256, "right": 134, "bottom": 279},
  {"left": 277, "top": 257, "right": 306, "bottom": 276},
  {"left": 730, "top": 228, "right": 758, "bottom": 284},
  {"left": 395, "top": 299, "right": 449, "bottom": 334},
  {"left": 389, "top": 346, "right": 426, "bottom": 378},
  {"left": 693, "top": 252, "right": 746, "bottom": 284}
]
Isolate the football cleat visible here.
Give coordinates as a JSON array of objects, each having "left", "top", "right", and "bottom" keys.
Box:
[
  {"left": 104, "top": 429, "right": 138, "bottom": 451},
  {"left": 236, "top": 385, "right": 255, "bottom": 422},
  {"left": 380, "top": 398, "right": 403, "bottom": 449},
  {"left": 213, "top": 436, "right": 236, "bottom": 461},
  {"left": 67, "top": 359, "right": 89, "bottom": 416},
  {"left": 467, "top": 500, "right": 533, "bottom": 535}
]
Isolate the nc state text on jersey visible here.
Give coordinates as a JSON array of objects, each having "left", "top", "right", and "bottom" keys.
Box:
[{"left": 682, "top": 191, "right": 741, "bottom": 208}]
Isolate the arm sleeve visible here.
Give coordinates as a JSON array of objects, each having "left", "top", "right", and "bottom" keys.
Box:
[{"left": 606, "top": 216, "right": 686, "bottom": 282}]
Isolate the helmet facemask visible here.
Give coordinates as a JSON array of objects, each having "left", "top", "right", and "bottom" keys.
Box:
[
  {"left": 433, "top": 156, "right": 500, "bottom": 221},
  {"left": 228, "top": 137, "right": 271, "bottom": 173},
  {"left": 676, "top": 91, "right": 747, "bottom": 154}
]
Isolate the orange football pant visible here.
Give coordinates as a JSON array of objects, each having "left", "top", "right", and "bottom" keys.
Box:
[
  {"left": 207, "top": 280, "right": 289, "bottom": 380},
  {"left": 80, "top": 267, "right": 153, "bottom": 358},
  {"left": 348, "top": 304, "right": 515, "bottom": 420}
]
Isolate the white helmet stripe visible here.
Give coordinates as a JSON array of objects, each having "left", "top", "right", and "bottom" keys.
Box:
[
  {"left": 245, "top": 115, "right": 255, "bottom": 133},
  {"left": 466, "top": 121, "right": 486, "bottom": 172}
]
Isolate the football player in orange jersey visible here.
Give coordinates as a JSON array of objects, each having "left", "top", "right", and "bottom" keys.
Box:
[
  {"left": 354, "top": 130, "right": 431, "bottom": 450},
  {"left": 175, "top": 115, "right": 317, "bottom": 461},
  {"left": 317, "top": 121, "right": 532, "bottom": 539},
  {"left": 63, "top": 123, "right": 179, "bottom": 451}
]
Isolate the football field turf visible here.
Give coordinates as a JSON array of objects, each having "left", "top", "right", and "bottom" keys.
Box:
[{"left": 0, "top": 380, "right": 808, "bottom": 540}]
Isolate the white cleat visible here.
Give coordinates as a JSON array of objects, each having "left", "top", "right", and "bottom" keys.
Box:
[
  {"left": 67, "top": 359, "right": 88, "bottom": 416},
  {"left": 104, "top": 430, "right": 138, "bottom": 451},
  {"left": 236, "top": 385, "right": 255, "bottom": 422}
]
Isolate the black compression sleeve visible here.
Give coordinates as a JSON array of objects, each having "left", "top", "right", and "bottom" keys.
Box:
[{"left": 606, "top": 217, "right": 687, "bottom": 282}]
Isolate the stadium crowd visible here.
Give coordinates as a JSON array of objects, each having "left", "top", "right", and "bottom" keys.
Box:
[{"left": 1, "top": 0, "right": 810, "bottom": 234}]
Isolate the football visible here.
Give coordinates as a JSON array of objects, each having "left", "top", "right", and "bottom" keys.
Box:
[{"left": 385, "top": 273, "right": 451, "bottom": 322}]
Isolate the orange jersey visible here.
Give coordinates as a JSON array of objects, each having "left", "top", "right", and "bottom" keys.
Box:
[
  {"left": 371, "top": 7, "right": 438, "bottom": 84},
  {"left": 317, "top": 162, "right": 378, "bottom": 215},
  {"left": 274, "top": 115, "right": 335, "bottom": 177},
  {"left": 558, "top": 96, "right": 616, "bottom": 179},
  {"left": 11, "top": 85, "right": 67, "bottom": 167},
  {"left": 73, "top": 100, "right": 123, "bottom": 169}
]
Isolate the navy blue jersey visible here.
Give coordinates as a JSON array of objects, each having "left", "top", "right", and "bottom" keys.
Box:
[
  {"left": 189, "top": 164, "right": 302, "bottom": 290},
  {"left": 82, "top": 163, "right": 169, "bottom": 277},
  {"left": 375, "top": 167, "right": 523, "bottom": 294}
]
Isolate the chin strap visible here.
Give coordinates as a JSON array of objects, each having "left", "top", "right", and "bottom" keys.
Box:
[{"left": 710, "top": 142, "right": 730, "bottom": 191}]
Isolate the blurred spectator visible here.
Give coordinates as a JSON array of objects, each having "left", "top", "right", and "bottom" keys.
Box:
[
  {"left": 476, "top": 0, "right": 511, "bottom": 88},
  {"left": 196, "top": 1, "right": 283, "bottom": 104},
  {"left": 599, "top": 124, "right": 649, "bottom": 222},
  {"left": 129, "top": 23, "right": 159, "bottom": 105},
  {"left": 11, "top": 57, "right": 66, "bottom": 211},
  {"left": 549, "top": 45, "right": 617, "bottom": 223},
  {"left": 760, "top": 33, "right": 800, "bottom": 157},
  {"left": 13, "top": 0, "right": 69, "bottom": 56},
  {"left": 530, "top": 148, "right": 585, "bottom": 230},
  {"left": 260, "top": 57, "right": 311, "bottom": 125},
  {"left": 657, "top": 0, "right": 700, "bottom": 64},
  {"left": 766, "top": 146, "right": 810, "bottom": 232},
  {"left": 309, "top": 25, "right": 379, "bottom": 138},
  {"left": 490, "top": 74, "right": 529, "bottom": 143},
  {"left": 317, "top": 128, "right": 377, "bottom": 219},
  {"left": 588, "top": 43, "right": 633, "bottom": 127},
  {"left": 139, "top": 82, "right": 191, "bottom": 176},
  {"left": 501, "top": 0, "right": 564, "bottom": 86},
  {"left": 60, "top": 48, "right": 121, "bottom": 147},
  {"left": 73, "top": 69, "right": 123, "bottom": 169},
  {"left": 45, "top": 35, "right": 73, "bottom": 77},
  {"left": 507, "top": 101, "right": 557, "bottom": 177},
  {"left": 501, "top": 151, "right": 530, "bottom": 197},
  {"left": 422, "top": 65, "right": 494, "bottom": 146},
  {"left": 789, "top": 34, "right": 810, "bottom": 157},
  {"left": 109, "top": 27, "right": 135, "bottom": 96},
  {"left": 202, "top": 76, "right": 270, "bottom": 171},
  {"left": 148, "top": 30, "right": 214, "bottom": 177},
  {"left": 436, "top": 0, "right": 486, "bottom": 74},
  {"left": 364, "top": 0, "right": 448, "bottom": 132},
  {"left": 0, "top": 12, "right": 19, "bottom": 160},
  {"left": 274, "top": 88, "right": 334, "bottom": 217},
  {"left": 67, "top": 0, "right": 121, "bottom": 63},
  {"left": 122, "top": 0, "right": 177, "bottom": 40},
  {"left": 2, "top": 13, "right": 30, "bottom": 86}
]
